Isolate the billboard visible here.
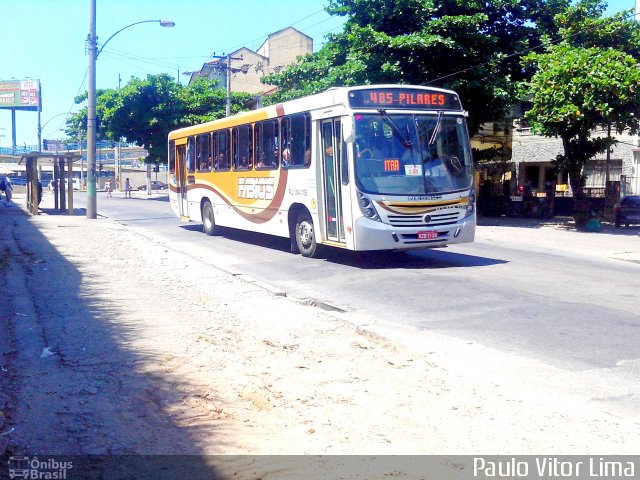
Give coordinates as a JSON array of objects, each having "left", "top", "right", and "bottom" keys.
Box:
[{"left": 0, "top": 79, "right": 40, "bottom": 111}]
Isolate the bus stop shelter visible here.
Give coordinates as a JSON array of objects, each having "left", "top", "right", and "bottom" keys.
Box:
[{"left": 19, "top": 153, "right": 82, "bottom": 215}]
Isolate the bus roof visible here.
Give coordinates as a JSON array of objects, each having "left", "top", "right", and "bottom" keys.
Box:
[{"left": 168, "top": 84, "right": 462, "bottom": 141}]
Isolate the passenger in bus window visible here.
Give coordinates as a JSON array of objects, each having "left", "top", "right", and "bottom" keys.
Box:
[
  {"left": 304, "top": 149, "right": 311, "bottom": 167},
  {"left": 282, "top": 147, "right": 291, "bottom": 166},
  {"left": 214, "top": 152, "right": 227, "bottom": 170},
  {"left": 256, "top": 152, "right": 265, "bottom": 168},
  {"left": 239, "top": 156, "right": 251, "bottom": 169}
]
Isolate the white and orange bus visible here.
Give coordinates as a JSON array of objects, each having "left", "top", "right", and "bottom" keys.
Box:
[{"left": 168, "top": 84, "right": 475, "bottom": 257}]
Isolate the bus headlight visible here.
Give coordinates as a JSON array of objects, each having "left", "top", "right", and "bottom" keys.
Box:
[
  {"left": 464, "top": 188, "right": 476, "bottom": 218},
  {"left": 357, "top": 191, "right": 381, "bottom": 222}
]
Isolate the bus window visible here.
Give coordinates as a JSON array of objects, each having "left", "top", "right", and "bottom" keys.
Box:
[
  {"left": 337, "top": 120, "right": 349, "bottom": 185},
  {"left": 233, "top": 125, "right": 253, "bottom": 170},
  {"left": 255, "top": 119, "right": 279, "bottom": 169},
  {"left": 169, "top": 140, "right": 175, "bottom": 174},
  {"left": 214, "top": 130, "right": 230, "bottom": 171},
  {"left": 197, "top": 133, "right": 212, "bottom": 172},
  {"left": 281, "top": 113, "right": 311, "bottom": 168},
  {"left": 186, "top": 136, "right": 195, "bottom": 173}
]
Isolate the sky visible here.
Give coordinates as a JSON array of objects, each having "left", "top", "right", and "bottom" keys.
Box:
[
  {"left": 0, "top": 0, "right": 636, "bottom": 148},
  {"left": 0, "top": 0, "right": 345, "bottom": 148}
]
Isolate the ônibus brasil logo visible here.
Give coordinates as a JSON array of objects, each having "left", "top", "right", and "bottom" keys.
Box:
[{"left": 7, "top": 456, "right": 73, "bottom": 479}]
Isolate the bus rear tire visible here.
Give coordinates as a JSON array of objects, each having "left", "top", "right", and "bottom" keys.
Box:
[
  {"left": 202, "top": 201, "right": 219, "bottom": 236},
  {"left": 295, "top": 212, "right": 318, "bottom": 258}
]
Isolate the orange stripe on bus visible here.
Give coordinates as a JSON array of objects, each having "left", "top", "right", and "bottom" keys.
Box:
[{"left": 178, "top": 169, "right": 289, "bottom": 223}]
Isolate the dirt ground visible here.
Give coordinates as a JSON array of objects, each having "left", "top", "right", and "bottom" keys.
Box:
[{"left": 1, "top": 199, "right": 639, "bottom": 476}]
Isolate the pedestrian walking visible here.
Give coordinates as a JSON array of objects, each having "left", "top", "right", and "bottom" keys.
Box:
[
  {"left": 105, "top": 180, "right": 113, "bottom": 197},
  {"left": 0, "top": 176, "right": 13, "bottom": 206},
  {"left": 124, "top": 178, "right": 132, "bottom": 198}
]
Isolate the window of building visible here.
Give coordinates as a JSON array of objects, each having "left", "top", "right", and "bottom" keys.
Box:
[{"left": 585, "top": 159, "right": 623, "bottom": 187}]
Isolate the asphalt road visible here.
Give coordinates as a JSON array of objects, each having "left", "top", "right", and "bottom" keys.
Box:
[{"left": 72, "top": 191, "right": 640, "bottom": 381}]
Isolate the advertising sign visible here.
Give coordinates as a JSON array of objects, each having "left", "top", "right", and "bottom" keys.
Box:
[{"left": 0, "top": 79, "right": 40, "bottom": 111}]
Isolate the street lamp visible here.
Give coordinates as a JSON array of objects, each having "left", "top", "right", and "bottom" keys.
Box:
[
  {"left": 38, "top": 111, "right": 73, "bottom": 151},
  {"left": 86, "top": 1, "right": 174, "bottom": 219},
  {"left": 97, "top": 19, "right": 175, "bottom": 58}
]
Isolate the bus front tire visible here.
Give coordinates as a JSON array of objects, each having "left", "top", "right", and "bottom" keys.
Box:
[
  {"left": 295, "top": 212, "right": 318, "bottom": 258},
  {"left": 202, "top": 201, "right": 219, "bottom": 236}
]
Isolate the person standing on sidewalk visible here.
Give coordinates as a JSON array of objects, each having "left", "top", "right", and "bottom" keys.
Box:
[
  {"left": 1, "top": 176, "right": 13, "bottom": 205},
  {"left": 124, "top": 178, "right": 132, "bottom": 198}
]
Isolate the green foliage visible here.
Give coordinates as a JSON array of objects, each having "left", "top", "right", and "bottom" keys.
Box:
[
  {"left": 66, "top": 74, "right": 252, "bottom": 163},
  {"left": 523, "top": 0, "right": 640, "bottom": 223},
  {"left": 556, "top": 0, "right": 640, "bottom": 56},
  {"left": 472, "top": 146, "right": 504, "bottom": 164},
  {"left": 262, "top": 0, "right": 570, "bottom": 134}
]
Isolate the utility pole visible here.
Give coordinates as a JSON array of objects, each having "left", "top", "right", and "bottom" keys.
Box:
[
  {"left": 86, "top": 14, "right": 174, "bottom": 219},
  {"left": 210, "top": 53, "right": 242, "bottom": 116},
  {"left": 37, "top": 82, "right": 42, "bottom": 152},
  {"left": 78, "top": 130, "right": 84, "bottom": 189},
  {"left": 226, "top": 53, "right": 232, "bottom": 117},
  {"left": 86, "top": 0, "right": 97, "bottom": 218}
]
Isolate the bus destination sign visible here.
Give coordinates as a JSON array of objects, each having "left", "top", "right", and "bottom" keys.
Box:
[{"left": 349, "top": 88, "right": 461, "bottom": 110}]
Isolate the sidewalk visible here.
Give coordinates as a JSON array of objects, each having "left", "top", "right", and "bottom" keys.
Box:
[
  {"left": 2, "top": 196, "right": 640, "bottom": 467},
  {"left": 477, "top": 214, "right": 640, "bottom": 263}
]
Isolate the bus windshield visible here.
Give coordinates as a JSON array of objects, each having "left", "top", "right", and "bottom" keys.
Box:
[{"left": 353, "top": 112, "right": 473, "bottom": 195}]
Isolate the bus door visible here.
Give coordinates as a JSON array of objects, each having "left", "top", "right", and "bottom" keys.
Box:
[
  {"left": 320, "top": 118, "right": 348, "bottom": 243},
  {"left": 175, "top": 143, "right": 189, "bottom": 218}
]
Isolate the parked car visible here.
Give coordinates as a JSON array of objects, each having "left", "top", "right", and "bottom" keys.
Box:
[
  {"left": 615, "top": 195, "right": 640, "bottom": 227},
  {"left": 137, "top": 180, "right": 167, "bottom": 191}
]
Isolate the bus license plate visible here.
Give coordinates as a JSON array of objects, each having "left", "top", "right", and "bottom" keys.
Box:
[{"left": 418, "top": 230, "right": 438, "bottom": 240}]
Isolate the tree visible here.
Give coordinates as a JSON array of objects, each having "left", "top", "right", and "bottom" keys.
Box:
[
  {"left": 263, "top": 0, "right": 569, "bottom": 134},
  {"left": 66, "top": 75, "right": 252, "bottom": 163},
  {"left": 524, "top": 1, "right": 640, "bottom": 225}
]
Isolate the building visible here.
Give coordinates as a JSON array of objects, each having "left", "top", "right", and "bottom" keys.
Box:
[
  {"left": 184, "top": 27, "right": 313, "bottom": 96},
  {"left": 510, "top": 101, "right": 640, "bottom": 197}
]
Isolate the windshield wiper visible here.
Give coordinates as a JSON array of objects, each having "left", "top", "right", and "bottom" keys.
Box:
[
  {"left": 378, "top": 109, "right": 412, "bottom": 148},
  {"left": 428, "top": 111, "right": 444, "bottom": 146}
]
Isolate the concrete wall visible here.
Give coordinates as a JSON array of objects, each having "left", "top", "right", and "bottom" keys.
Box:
[
  {"left": 259, "top": 27, "right": 312, "bottom": 71},
  {"left": 229, "top": 48, "right": 270, "bottom": 95}
]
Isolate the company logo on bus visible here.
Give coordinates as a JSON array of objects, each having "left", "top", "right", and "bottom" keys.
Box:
[{"left": 238, "top": 177, "right": 275, "bottom": 200}]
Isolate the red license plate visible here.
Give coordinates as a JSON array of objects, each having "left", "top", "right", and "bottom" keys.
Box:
[{"left": 417, "top": 230, "right": 438, "bottom": 240}]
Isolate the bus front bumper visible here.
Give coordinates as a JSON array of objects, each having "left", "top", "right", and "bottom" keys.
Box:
[{"left": 353, "top": 216, "right": 476, "bottom": 251}]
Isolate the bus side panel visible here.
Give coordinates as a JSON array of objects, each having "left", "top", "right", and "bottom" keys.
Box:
[
  {"left": 254, "top": 168, "right": 318, "bottom": 239},
  {"left": 200, "top": 173, "right": 234, "bottom": 227}
]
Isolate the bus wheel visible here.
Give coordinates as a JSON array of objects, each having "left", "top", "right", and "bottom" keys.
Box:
[
  {"left": 202, "top": 201, "right": 218, "bottom": 236},
  {"left": 295, "top": 212, "right": 317, "bottom": 257}
]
